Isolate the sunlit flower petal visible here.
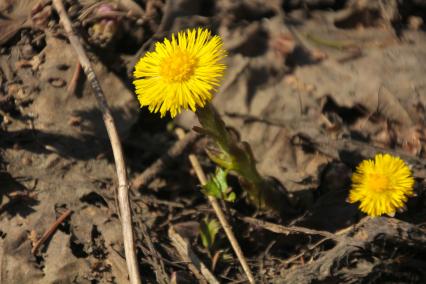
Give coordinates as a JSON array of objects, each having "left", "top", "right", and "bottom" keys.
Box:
[
  {"left": 348, "top": 153, "right": 415, "bottom": 217},
  {"left": 133, "top": 28, "right": 227, "bottom": 118}
]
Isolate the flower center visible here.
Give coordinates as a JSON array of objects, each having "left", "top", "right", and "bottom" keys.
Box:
[
  {"left": 160, "top": 50, "right": 197, "bottom": 83},
  {"left": 369, "top": 173, "right": 389, "bottom": 192}
]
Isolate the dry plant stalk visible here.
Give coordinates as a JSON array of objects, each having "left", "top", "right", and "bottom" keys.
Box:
[
  {"left": 52, "top": 1, "right": 141, "bottom": 283},
  {"left": 176, "top": 128, "right": 256, "bottom": 284},
  {"left": 196, "top": 104, "right": 288, "bottom": 213},
  {"left": 169, "top": 226, "right": 219, "bottom": 284}
]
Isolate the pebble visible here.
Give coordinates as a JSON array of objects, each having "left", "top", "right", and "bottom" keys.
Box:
[
  {"left": 48, "top": 77, "right": 66, "bottom": 88},
  {"left": 21, "top": 156, "right": 32, "bottom": 166},
  {"left": 408, "top": 16, "right": 423, "bottom": 30}
]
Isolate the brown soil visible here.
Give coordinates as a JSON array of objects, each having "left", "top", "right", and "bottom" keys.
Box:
[{"left": 1, "top": 0, "right": 426, "bottom": 283}]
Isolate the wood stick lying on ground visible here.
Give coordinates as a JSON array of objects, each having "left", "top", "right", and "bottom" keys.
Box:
[
  {"left": 175, "top": 128, "right": 256, "bottom": 284},
  {"left": 241, "top": 216, "right": 337, "bottom": 240},
  {"left": 52, "top": 1, "right": 141, "bottom": 283},
  {"left": 32, "top": 209, "right": 72, "bottom": 254}
]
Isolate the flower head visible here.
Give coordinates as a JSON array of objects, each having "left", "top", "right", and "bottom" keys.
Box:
[
  {"left": 348, "top": 153, "right": 415, "bottom": 217},
  {"left": 133, "top": 28, "right": 227, "bottom": 118}
]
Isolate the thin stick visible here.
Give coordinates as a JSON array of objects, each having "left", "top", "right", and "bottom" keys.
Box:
[
  {"left": 52, "top": 1, "right": 141, "bottom": 283},
  {"left": 241, "top": 216, "right": 337, "bottom": 240},
  {"left": 175, "top": 128, "right": 256, "bottom": 284},
  {"left": 32, "top": 209, "right": 72, "bottom": 254}
]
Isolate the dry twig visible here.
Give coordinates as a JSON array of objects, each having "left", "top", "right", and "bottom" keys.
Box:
[
  {"left": 52, "top": 1, "right": 141, "bottom": 283},
  {"left": 31, "top": 209, "right": 72, "bottom": 254},
  {"left": 241, "top": 216, "right": 337, "bottom": 240},
  {"left": 175, "top": 128, "right": 256, "bottom": 284}
]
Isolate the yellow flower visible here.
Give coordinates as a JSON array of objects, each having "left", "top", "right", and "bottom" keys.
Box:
[
  {"left": 348, "top": 153, "right": 415, "bottom": 217},
  {"left": 133, "top": 28, "right": 227, "bottom": 118}
]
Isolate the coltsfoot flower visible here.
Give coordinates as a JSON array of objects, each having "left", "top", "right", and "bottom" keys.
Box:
[
  {"left": 348, "top": 153, "right": 415, "bottom": 217},
  {"left": 133, "top": 28, "right": 227, "bottom": 118}
]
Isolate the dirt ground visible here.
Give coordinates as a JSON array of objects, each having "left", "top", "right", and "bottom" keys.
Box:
[{"left": 1, "top": 0, "right": 426, "bottom": 283}]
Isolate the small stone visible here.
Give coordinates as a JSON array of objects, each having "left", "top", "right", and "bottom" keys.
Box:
[
  {"left": 305, "top": 84, "right": 316, "bottom": 93},
  {"left": 2, "top": 115, "right": 11, "bottom": 125},
  {"left": 48, "top": 77, "right": 66, "bottom": 88},
  {"left": 21, "top": 156, "right": 32, "bottom": 166},
  {"left": 68, "top": 116, "right": 82, "bottom": 127},
  {"left": 21, "top": 45, "right": 35, "bottom": 59},
  {"left": 408, "top": 16, "right": 423, "bottom": 30},
  {"left": 284, "top": 75, "right": 298, "bottom": 87}
]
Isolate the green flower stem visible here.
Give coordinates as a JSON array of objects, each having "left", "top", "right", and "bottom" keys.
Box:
[{"left": 196, "top": 104, "right": 286, "bottom": 212}]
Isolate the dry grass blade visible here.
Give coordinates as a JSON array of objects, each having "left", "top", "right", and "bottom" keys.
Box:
[
  {"left": 52, "top": 1, "right": 141, "bottom": 283},
  {"left": 169, "top": 226, "right": 218, "bottom": 284}
]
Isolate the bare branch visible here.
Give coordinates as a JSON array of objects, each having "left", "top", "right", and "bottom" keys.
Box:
[{"left": 52, "top": 1, "right": 141, "bottom": 283}]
